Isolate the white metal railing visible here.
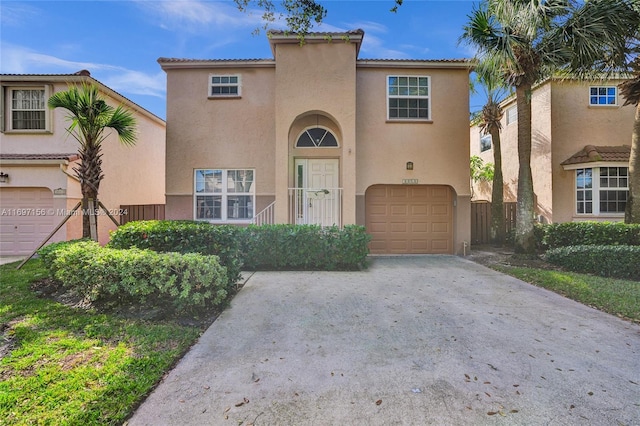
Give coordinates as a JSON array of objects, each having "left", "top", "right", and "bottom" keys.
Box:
[
  {"left": 252, "top": 201, "right": 276, "bottom": 225},
  {"left": 288, "top": 187, "right": 342, "bottom": 227}
]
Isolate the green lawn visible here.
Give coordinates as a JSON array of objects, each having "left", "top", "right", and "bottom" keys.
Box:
[
  {"left": 0, "top": 260, "right": 202, "bottom": 426},
  {"left": 491, "top": 264, "right": 640, "bottom": 323},
  {"left": 2, "top": 257, "right": 638, "bottom": 425}
]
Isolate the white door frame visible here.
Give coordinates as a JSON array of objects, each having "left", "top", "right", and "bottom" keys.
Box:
[{"left": 294, "top": 158, "right": 340, "bottom": 226}]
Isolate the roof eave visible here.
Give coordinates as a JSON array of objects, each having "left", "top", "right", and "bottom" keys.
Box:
[
  {"left": 357, "top": 59, "right": 474, "bottom": 70},
  {"left": 267, "top": 30, "right": 365, "bottom": 57},
  {"left": 0, "top": 74, "right": 165, "bottom": 126},
  {"left": 157, "top": 59, "right": 276, "bottom": 70}
]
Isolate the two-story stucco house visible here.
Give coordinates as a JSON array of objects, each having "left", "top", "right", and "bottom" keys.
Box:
[
  {"left": 159, "top": 30, "right": 472, "bottom": 255},
  {"left": 470, "top": 77, "right": 635, "bottom": 224},
  {"left": 0, "top": 71, "right": 166, "bottom": 255}
]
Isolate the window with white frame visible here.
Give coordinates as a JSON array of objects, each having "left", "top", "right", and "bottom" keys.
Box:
[
  {"left": 195, "top": 169, "right": 254, "bottom": 221},
  {"left": 589, "top": 86, "right": 617, "bottom": 106},
  {"left": 575, "top": 166, "right": 628, "bottom": 215},
  {"left": 387, "top": 75, "right": 430, "bottom": 120},
  {"left": 506, "top": 105, "right": 517, "bottom": 125},
  {"left": 209, "top": 75, "right": 241, "bottom": 97},
  {"left": 296, "top": 127, "right": 338, "bottom": 147},
  {"left": 6, "top": 87, "right": 49, "bottom": 131},
  {"left": 480, "top": 133, "right": 492, "bottom": 152}
]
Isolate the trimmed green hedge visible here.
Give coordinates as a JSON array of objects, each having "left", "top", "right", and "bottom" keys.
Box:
[
  {"left": 542, "top": 222, "right": 640, "bottom": 249},
  {"left": 544, "top": 245, "right": 640, "bottom": 280},
  {"left": 39, "top": 240, "right": 229, "bottom": 314},
  {"left": 110, "top": 221, "right": 371, "bottom": 272},
  {"left": 109, "top": 220, "right": 243, "bottom": 284},
  {"left": 240, "top": 224, "right": 371, "bottom": 270}
]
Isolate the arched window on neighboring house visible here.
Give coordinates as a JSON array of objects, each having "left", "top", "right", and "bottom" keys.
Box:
[{"left": 296, "top": 127, "right": 338, "bottom": 148}]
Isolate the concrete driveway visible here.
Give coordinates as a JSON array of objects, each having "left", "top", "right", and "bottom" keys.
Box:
[{"left": 128, "top": 256, "right": 640, "bottom": 425}]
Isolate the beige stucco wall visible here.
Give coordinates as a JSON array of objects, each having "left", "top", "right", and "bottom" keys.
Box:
[
  {"left": 164, "top": 66, "right": 276, "bottom": 220},
  {"left": 470, "top": 79, "right": 635, "bottom": 224},
  {"left": 161, "top": 34, "right": 472, "bottom": 254},
  {"left": 550, "top": 79, "right": 635, "bottom": 223},
  {"left": 274, "top": 40, "right": 357, "bottom": 224},
  {"left": 356, "top": 66, "right": 471, "bottom": 253},
  {"left": 0, "top": 78, "right": 166, "bottom": 247}
]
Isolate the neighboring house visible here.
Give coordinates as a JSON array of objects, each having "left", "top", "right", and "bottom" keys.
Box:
[
  {"left": 159, "top": 30, "right": 472, "bottom": 255},
  {"left": 470, "top": 77, "right": 635, "bottom": 224},
  {"left": 0, "top": 71, "right": 166, "bottom": 256}
]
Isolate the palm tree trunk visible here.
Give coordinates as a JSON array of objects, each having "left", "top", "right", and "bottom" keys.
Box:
[
  {"left": 490, "top": 128, "right": 505, "bottom": 246},
  {"left": 77, "top": 143, "right": 103, "bottom": 240},
  {"left": 514, "top": 84, "right": 536, "bottom": 254},
  {"left": 626, "top": 103, "right": 640, "bottom": 223}
]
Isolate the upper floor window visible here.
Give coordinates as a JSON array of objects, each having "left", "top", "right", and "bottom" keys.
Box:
[
  {"left": 480, "top": 133, "right": 492, "bottom": 152},
  {"left": 209, "top": 75, "right": 241, "bottom": 97},
  {"left": 575, "top": 166, "right": 628, "bottom": 215},
  {"left": 195, "top": 169, "right": 254, "bottom": 222},
  {"left": 5, "top": 87, "right": 49, "bottom": 131},
  {"left": 506, "top": 105, "right": 517, "bottom": 125},
  {"left": 589, "top": 86, "right": 617, "bottom": 106},
  {"left": 296, "top": 127, "right": 338, "bottom": 147},
  {"left": 387, "top": 75, "right": 430, "bottom": 121}
]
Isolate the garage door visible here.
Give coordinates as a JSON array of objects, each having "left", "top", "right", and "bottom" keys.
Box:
[
  {"left": 366, "top": 185, "right": 453, "bottom": 254},
  {"left": 0, "top": 188, "right": 56, "bottom": 255}
]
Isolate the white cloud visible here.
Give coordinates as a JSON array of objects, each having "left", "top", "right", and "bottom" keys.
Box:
[
  {"left": 0, "top": 2, "right": 41, "bottom": 27},
  {"left": 346, "top": 20, "right": 388, "bottom": 34},
  {"left": 358, "top": 33, "right": 409, "bottom": 59},
  {"left": 134, "top": 0, "right": 285, "bottom": 32},
  {"left": 0, "top": 43, "right": 165, "bottom": 99},
  {"left": 102, "top": 71, "right": 166, "bottom": 98}
]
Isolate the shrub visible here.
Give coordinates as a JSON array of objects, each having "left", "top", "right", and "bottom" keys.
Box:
[
  {"left": 542, "top": 222, "right": 640, "bottom": 249},
  {"left": 39, "top": 240, "right": 229, "bottom": 314},
  {"left": 37, "top": 239, "right": 89, "bottom": 276},
  {"left": 240, "top": 224, "right": 370, "bottom": 270},
  {"left": 109, "top": 220, "right": 243, "bottom": 284},
  {"left": 544, "top": 245, "right": 640, "bottom": 280}
]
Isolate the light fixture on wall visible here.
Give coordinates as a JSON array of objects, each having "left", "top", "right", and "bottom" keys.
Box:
[
  {"left": 0, "top": 172, "right": 9, "bottom": 183},
  {"left": 406, "top": 162, "right": 414, "bottom": 171}
]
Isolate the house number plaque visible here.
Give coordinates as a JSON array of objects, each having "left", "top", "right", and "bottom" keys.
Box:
[{"left": 402, "top": 179, "right": 418, "bottom": 184}]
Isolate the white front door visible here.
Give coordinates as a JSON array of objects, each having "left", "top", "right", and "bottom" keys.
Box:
[{"left": 295, "top": 159, "right": 340, "bottom": 226}]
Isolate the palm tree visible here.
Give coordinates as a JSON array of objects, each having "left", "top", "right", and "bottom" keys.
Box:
[
  {"left": 620, "top": 57, "right": 640, "bottom": 223},
  {"left": 618, "top": 0, "right": 640, "bottom": 223},
  {"left": 462, "top": 0, "right": 637, "bottom": 253},
  {"left": 48, "top": 83, "right": 137, "bottom": 240},
  {"left": 474, "top": 63, "right": 509, "bottom": 245}
]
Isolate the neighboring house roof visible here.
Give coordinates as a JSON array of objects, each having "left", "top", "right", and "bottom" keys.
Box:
[
  {"left": 561, "top": 145, "right": 631, "bottom": 166},
  {"left": 0, "top": 153, "right": 79, "bottom": 165},
  {"left": 0, "top": 71, "right": 165, "bottom": 126},
  {"left": 0, "top": 153, "right": 79, "bottom": 161}
]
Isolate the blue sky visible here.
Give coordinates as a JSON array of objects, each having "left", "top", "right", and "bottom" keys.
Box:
[{"left": 1, "top": 0, "right": 481, "bottom": 119}]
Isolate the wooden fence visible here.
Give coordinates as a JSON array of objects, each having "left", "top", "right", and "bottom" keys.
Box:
[
  {"left": 119, "top": 204, "right": 165, "bottom": 225},
  {"left": 471, "top": 201, "right": 517, "bottom": 245}
]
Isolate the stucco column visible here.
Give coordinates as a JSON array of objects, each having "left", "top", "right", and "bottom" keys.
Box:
[
  {"left": 342, "top": 119, "right": 357, "bottom": 225},
  {"left": 274, "top": 124, "right": 289, "bottom": 223}
]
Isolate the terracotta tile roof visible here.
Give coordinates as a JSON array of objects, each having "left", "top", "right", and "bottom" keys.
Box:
[
  {"left": 157, "top": 58, "right": 272, "bottom": 63},
  {"left": 358, "top": 58, "right": 470, "bottom": 63},
  {"left": 560, "top": 145, "right": 631, "bottom": 166},
  {"left": 267, "top": 29, "right": 365, "bottom": 37},
  {"left": 1, "top": 72, "right": 165, "bottom": 124},
  {"left": 0, "top": 153, "right": 79, "bottom": 161}
]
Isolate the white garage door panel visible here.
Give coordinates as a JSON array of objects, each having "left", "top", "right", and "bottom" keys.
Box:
[{"left": 0, "top": 188, "right": 56, "bottom": 255}]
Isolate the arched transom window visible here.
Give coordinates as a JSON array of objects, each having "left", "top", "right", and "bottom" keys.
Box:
[{"left": 296, "top": 127, "right": 338, "bottom": 148}]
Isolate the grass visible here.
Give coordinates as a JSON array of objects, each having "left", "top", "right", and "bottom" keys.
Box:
[
  {"left": 491, "top": 264, "right": 640, "bottom": 323},
  {"left": 2, "top": 254, "right": 638, "bottom": 425},
  {"left": 0, "top": 259, "right": 203, "bottom": 425}
]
